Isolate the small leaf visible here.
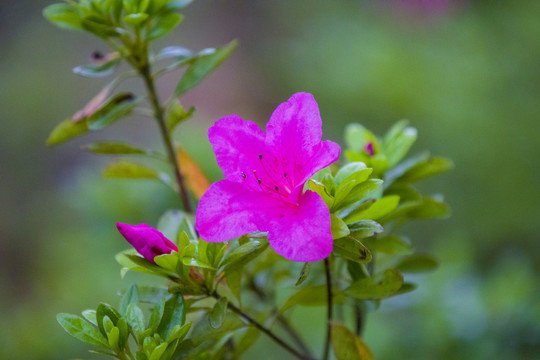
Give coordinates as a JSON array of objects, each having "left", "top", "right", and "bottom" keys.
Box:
[
  {"left": 107, "top": 326, "right": 120, "bottom": 350},
  {"left": 166, "top": 100, "right": 194, "bottom": 131},
  {"left": 383, "top": 120, "right": 418, "bottom": 168},
  {"left": 73, "top": 58, "right": 120, "bottom": 78},
  {"left": 96, "top": 304, "right": 121, "bottom": 337},
  {"left": 333, "top": 237, "right": 372, "bottom": 263},
  {"left": 123, "top": 13, "right": 149, "bottom": 26},
  {"left": 157, "top": 294, "right": 186, "bottom": 340},
  {"left": 191, "top": 313, "right": 246, "bottom": 346},
  {"left": 331, "top": 323, "right": 374, "bottom": 360},
  {"left": 43, "top": 4, "right": 82, "bottom": 31},
  {"left": 85, "top": 141, "right": 147, "bottom": 155},
  {"left": 334, "top": 162, "right": 368, "bottom": 186},
  {"left": 396, "top": 156, "right": 454, "bottom": 183},
  {"left": 167, "top": 322, "right": 191, "bottom": 342},
  {"left": 209, "top": 297, "right": 228, "bottom": 329},
  {"left": 220, "top": 239, "right": 269, "bottom": 272},
  {"left": 87, "top": 93, "right": 140, "bottom": 130},
  {"left": 331, "top": 214, "right": 350, "bottom": 239},
  {"left": 57, "top": 313, "right": 109, "bottom": 348},
  {"left": 175, "top": 40, "right": 238, "bottom": 96},
  {"left": 126, "top": 303, "right": 145, "bottom": 338},
  {"left": 347, "top": 220, "right": 384, "bottom": 240},
  {"left": 103, "top": 160, "right": 160, "bottom": 179},
  {"left": 82, "top": 310, "right": 97, "bottom": 326},
  {"left": 177, "top": 146, "right": 210, "bottom": 199},
  {"left": 149, "top": 343, "right": 168, "bottom": 360},
  {"left": 295, "top": 262, "right": 312, "bottom": 286},
  {"left": 149, "top": 13, "right": 183, "bottom": 40},
  {"left": 338, "top": 179, "right": 383, "bottom": 211},
  {"left": 156, "top": 46, "right": 193, "bottom": 61},
  {"left": 345, "top": 195, "right": 400, "bottom": 223},
  {"left": 308, "top": 179, "right": 334, "bottom": 208},
  {"left": 396, "top": 254, "right": 438, "bottom": 273},
  {"left": 346, "top": 269, "right": 404, "bottom": 300},
  {"left": 46, "top": 118, "right": 89, "bottom": 146},
  {"left": 235, "top": 327, "right": 260, "bottom": 357},
  {"left": 81, "top": 17, "right": 119, "bottom": 38},
  {"left": 345, "top": 123, "right": 380, "bottom": 155}
]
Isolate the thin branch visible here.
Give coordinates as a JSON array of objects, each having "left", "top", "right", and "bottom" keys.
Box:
[
  {"left": 211, "top": 293, "right": 313, "bottom": 360},
  {"left": 322, "top": 258, "right": 333, "bottom": 360}
]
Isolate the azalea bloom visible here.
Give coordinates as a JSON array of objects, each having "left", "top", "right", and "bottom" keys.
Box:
[
  {"left": 195, "top": 92, "right": 340, "bottom": 261},
  {"left": 116, "top": 223, "right": 178, "bottom": 263}
]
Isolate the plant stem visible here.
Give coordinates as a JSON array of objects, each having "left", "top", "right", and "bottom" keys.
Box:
[
  {"left": 322, "top": 258, "right": 333, "bottom": 360},
  {"left": 139, "top": 65, "right": 193, "bottom": 213},
  {"left": 355, "top": 302, "right": 365, "bottom": 336},
  {"left": 211, "top": 293, "right": 312, "bottom": 360}
]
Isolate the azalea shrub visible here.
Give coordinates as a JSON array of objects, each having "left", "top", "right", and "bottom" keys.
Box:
[{"left": 44, "top": 1, "right": 452, "bottom": 359}]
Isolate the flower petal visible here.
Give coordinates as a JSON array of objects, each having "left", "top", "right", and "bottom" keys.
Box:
[
  {"left": 265, "top": 92, "right": 339, "bottom": 187},
  {"left": 208, "top": 115, "right": 266, "bottom": 183},
  {"left": 195, "top": 179, "right": 289, "bottom": 242},
  {"left": 266, "top": 190, "right": 333, "bottom": 262}
]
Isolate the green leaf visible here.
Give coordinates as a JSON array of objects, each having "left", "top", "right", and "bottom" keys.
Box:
[
  {"left": 345, "top": 195, "right": 400, "bottom": 223},
  {"left": 182, "top": 257, "right": 215, "bottom": 270},
  {"left": 191, "top": 314, "right": 246, "bottom": 346},
  {"left": 331, "top": 323, "right": 374, "bottom": 360},
  {"left": 225, "top": 269, "right": 242, "bottom": 302},
  {"left": 235, "top": 327, "right": 260, "bottom": 357},
  {"left": 82, "top": 309, "right": 97, "bottom": 326},
  {"left": 86, "top": 93, "right": 139, "bottom": 130},
  {"left": 43, "top": 4, "right": 82, "bottom": 31},
  {"left": 347, "top": 220, "right": 384, "bottom": 240},
  {"left": 396, "top": 254, "right": 438, "bottom": 273},
  {"left": 73, "top": 59, "right": 120, "bottom": 78},
  {"left": 107, "top": 326, "right": 120, "bottom": 351},
  {"left": 156, "top": 46, "right": 193, "bottom": 61},
  {"left": 346, "top": 269, "right": 404, "bottom": 299},
  {"left": 396, "top": 282, "right": 418, "bottom": 295},
  {"left": 338, "top": 179, "right": 383, "bottom": 211},
  {"left": 149, "top": 343, "right": 168, "bottom": 360},
  {"left": 383, "top": 151, "right": 429, "bottom": 187},
  {"left": 362, "top": 235, "right": 412, "bottom": 255},
  {"left": 331, "top": 214, "right": 350, "bottom": 239},
  {"left": 157, "top": 294, "right": 186, "bottom": 340},
  {"left": 137, "top": 286, "right": 170, "bottom": 304},
  {"left": 334, "top": 168, "right": 373, "bottom": 208},
  {"left": 396, "top": 156, "right": 454, "bottom": 183},
  {"left": 46, "top": 118, "right": 89, "bottom": 146},
  {"left": 345, "top": 123, "right": 380, "bottom": 154},
  {"left": 166, "top": 322, "right": 191, "bottom": 342},
  {"left": 84, "top": 141, "right": 147, "bottom": 155},
  {"left": 154, "top": 253, "right": 180, "bottom": 272},
  {"left": 123, "top": 13, "right": 149, "bottom": 26},
  {"left": 295, "top": 262, "right": 313, "bottom": 286},
  {"left": 126, "top": 303, "right": 145, "bottom": 338},
  {"left": 81, "top": 17, "right": 119, "bottom": 38},
  {"left": 308, "top": 179, "right": 335, "bottom": 208},
  {"left": 220, "top": 239, "right": 269, "bottom": 272},
  {"left": 281, "top": 285, "right": 344, "bottom": 313},
  {"left": 103, "top": 160, "right": 160, "bottom": 179},
  {"left": 405, "top": 196, "right": 451, "bottom": 220},
  {"left": 175, "top": 40, "right": 238, "bottom": 96},
  {"left": 57, "top": 313, "right": 109, "bottom": 348},
  {"left": 120, "top": 284, "right": 139, "bottom": 315},
  {"left": 148, "top": 300, "right": 165, "bottom": 333},
  {"left": 333, "top": 237, "right": 372, "bottom": 263},
  {"left": 148, "top": 13, "right": 183, "bottom": 40},
  {"left": 383, "top": 120, "right": 418, "bottom": 168},
  {"left": 334, "top": 162, "right": 368, "bottom": 187},
  {"left": 209, "top": 297, "right": 228, "bottom": 329},
  {"left": 96, "top": 304, "right": 121, "bottom": 337},
  {"left": 166, "top": 99, "right": 195, "bottom": 132}
]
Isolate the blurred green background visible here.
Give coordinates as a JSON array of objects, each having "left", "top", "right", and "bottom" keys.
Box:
[{"left": 1, "top": 1, "right": 539, "bottom": 359}]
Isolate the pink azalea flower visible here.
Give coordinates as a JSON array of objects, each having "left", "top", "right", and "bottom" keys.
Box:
[
  {"left": 195, "top": 92, "right": 341, "bottom": 261},
  {"left": 116, "top": 223, "right": 178, "bottom": 263}
]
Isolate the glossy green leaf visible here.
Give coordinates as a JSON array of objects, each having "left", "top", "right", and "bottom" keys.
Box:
[
  {"left": 308, "top": 179, "right": 334, "bottom": 208},
  {"left": 396, "top": 282, "right": 418, "bottom": 295},
  {"left": 57, "top": 313, "right": 109, "bottom": 348},
  {"left": 346, "top": 269, "right": 404, "bottom": 299},
  {"left": 225, "top": 268, "right": 242, "bottom": 302},
  {"left": 334, "top": 168, "right": 373, "bottom": 208},
  {"left": 149, "top": 343, "right": 168, "bottom": 360},
  {"left": 86, "top": 93, "right": 139, "bottom": 130},
  {"left": 166, "top": 99, "right": 195, "bottom": 132},
  {"left": 191, "top": 313, "right": 246, "bottom": 346},
  {"left": 157, "top": 294, "right": 186, "bottom": 340},
  {"left": 156, "top": 46, "right": 193, "bottom": 61},
  {"left": 181, "top": 257, "right": 215, "bottom": 270},
  {"left": 96, "top": 303, "right": 121, "bottom": 337},
  {"left": 81, "top": 17, "right": 119, "bottom": 38},
  {"left": 82, "top": 309, "right": 97, "bottom": 326},
  {"left": 334, "top": 162, "right": 368, "bottom": 186},
  {"left": 333, "top": 237, "right": 372, "bottom": 263},
  {"left": 126, "top": 303, "right": 145, "bottom": 338},
  {"left": 120, "top": 284, "right": 139, "bottom": 315},
  {"left": 136, "top": 286, "right": 170, "bottom": 304},
  {"left": 107, "top": 326, "right": 120, "bottom": 351},
  {"left": 331, "top": 323, "right": 374, "bottom": 360},
  {"left": 345, "top": 123, "right": 380, "bottom": 154},
  {"left": 103, "top": 160, "right": 160, "bottom": 179},
  {"left": 348, "top": 220, "right": 384, "bottom": 239},
  {"left": 362, "top": 235, "right": 412, "bottom": 255},
  {"left": 383, "top": 152, "right": 430, "bottom": 187},
  {"left": 338, "top": 179, "right": 382, "bottom": 210},
  {"left": 345, "top": 195, "right": 400, "bottom": 223},
  {"left": 43, "top": 4, "right": 82, "bottom": 31},
  {"left": 397, "top": 156, "right": 454, "bottom": 183},
  {"left": 331, "top": 214, "right": 350, "bottom": 239},
  {"left": 295, "top": 262, "right": 313, "bottom": 286},
  {"left": 405, "top": 196, "right": 451, "bottom": 219},
  {"left": 123, "top": 13, "right": 149, "bottom": 26},
  {"left": 154, "top": 253, "right": 180, "bottom": 272},
  {"left": 46, "top": 118, "right": 89, "bottom": 146},
  {"left": 209, "top": 297, "right": 228, "bottom": 329},
  {"left": 167, "top": 322, "right": 191, "bottom": 342},
  {"left": 148, "top": 13, "right": 183, "bottom": 40},
  {"left": 175, "top": 40, "right": 238, "bottom": 96},
  {"left": 220, "top": 239, "right": 269, "bottom": 272},
  {"left": 84, "top": 141, "right": 147, "bottom": 155},
  {"left": 396, "top": 254, "right": 438, "bottom": 273}
]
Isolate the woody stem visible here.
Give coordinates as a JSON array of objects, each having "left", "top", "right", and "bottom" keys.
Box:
[
  {"left": 139, "top": 65, "right": 193, "bottom": 213},
  {"left": 322, "top": 257, "right": 333, "bottom": 360}
]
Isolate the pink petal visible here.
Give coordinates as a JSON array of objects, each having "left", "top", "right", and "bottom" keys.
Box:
[
  {"left": 267, "top": 190, "right": 333, "bottom": 262},
  {"left": 208, "top": 115, "right": 266, "bottom": 184},
  {"left": 117, "top": 223, "right": 178, "bottom": 262},
  {"left": 265, "top": 92, "right": 339, "bottom": 186},
  {"left": 195, "top": 179, "right": 287, "bottom": 242}
]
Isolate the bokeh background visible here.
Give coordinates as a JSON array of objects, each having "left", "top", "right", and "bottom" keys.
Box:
[{"left": 1, "top": 1, "right": 539, "bottom": 359}]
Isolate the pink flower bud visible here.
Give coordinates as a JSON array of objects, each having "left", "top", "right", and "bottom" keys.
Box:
[
  {"left": 364, "top": 142, "right": 374, "bottom": 156},
  {"left": 116, "top": 223, "right": 178, "bottom": 263}
]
